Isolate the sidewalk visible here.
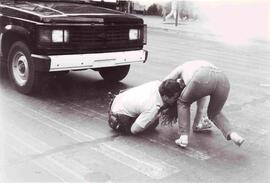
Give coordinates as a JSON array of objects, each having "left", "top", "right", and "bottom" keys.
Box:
[
  {"left": 138, "top": 15, "right": 218, "bottom": 41},
  {"left": 138, "top": 15, "right": 194, "bottom": 32},
  {"left": 137, "top": 15, "right": 270, "bottom": 45}
]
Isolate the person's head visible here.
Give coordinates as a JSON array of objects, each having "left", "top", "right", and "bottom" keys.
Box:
[{"left": 159, "top": 79, "right": 182, "bottom": 106}]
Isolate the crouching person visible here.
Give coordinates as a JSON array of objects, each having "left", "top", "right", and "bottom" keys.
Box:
[{"left": 108, "top": 79, "right": 182, "bottom": 134}]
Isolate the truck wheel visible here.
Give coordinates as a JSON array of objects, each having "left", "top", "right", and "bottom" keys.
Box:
[
  {"left": 99, "top": 65, "right": 130, "bottom": 82},
  {"left": 7, "top": 41, "right": 40, "bottom": 94}
]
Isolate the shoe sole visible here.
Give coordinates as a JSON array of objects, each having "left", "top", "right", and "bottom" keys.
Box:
[
  {"left": 193, "top": 126, "right": 212, "bottom": 132},
  {"left": 235, "top": 139, "right": 245, "bottom": 147},
  {"left": 179, "top": 143, "right": 187, "bottom": 147},
  {"left": 175, "top": 140, "right": 188, "bottom": 147}
]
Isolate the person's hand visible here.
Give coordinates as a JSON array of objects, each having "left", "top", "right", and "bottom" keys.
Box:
[
  {"left": 175, "top": 135, "right": 188, "bottom": 147},
  {"left": 177, "top": 78, "right": 186, "bottom": 89}
]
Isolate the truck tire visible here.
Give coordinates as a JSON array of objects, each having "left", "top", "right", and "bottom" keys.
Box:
[
  {"left": 7, "top": 41, "right": 40, "bottom": 94},
  {"left": 98, "top": 65, "right": 130, "bottom": 82}
]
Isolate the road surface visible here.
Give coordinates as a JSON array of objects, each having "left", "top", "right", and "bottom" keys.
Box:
[{"left": 1, "top": 29, "right": 270, "bottom": 182}]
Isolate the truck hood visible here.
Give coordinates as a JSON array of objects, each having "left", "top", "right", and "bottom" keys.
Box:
[{"left": 3, "top": 1, "right": 143, "bottom": 24}]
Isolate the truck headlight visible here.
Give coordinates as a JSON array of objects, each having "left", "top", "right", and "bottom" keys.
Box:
[
  {"left": 52, "top": 30, "right": 69, "bottom": 43},
  {"left": 129, "top": 29, "right": 139, "bottom": 40},
  {"left": 39, "top": 29, "right": 69, "bottom": 43}
]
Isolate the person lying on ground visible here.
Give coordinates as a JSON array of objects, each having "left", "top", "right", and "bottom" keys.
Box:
[{"left": 108, "top": 79, "right": 182, "bottom": 134}]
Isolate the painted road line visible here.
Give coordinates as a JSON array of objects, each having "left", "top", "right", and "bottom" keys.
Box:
[
  {"left": 50, "top": 101, "right": 220, "bottom": 160},
  {"left": 5, "top": 117, "right": 181, "bottom": 180},
  {"left": 4, "top": 123, "right": 91, "bottom": 182},
  {"left": 8, "top": 97, "right": 211, "bottom": 161},
  {"left": 6, "top": 95, "right": 208, "bottom": 161},
  {"left": 260, "top": 83, "right": 270, "bottom": 87},
  {"left": 3, "top": 97, "right": 210, "bottom": 179},
  {"left": 144, "top": 136, "right": 211, "bottom": 161},
  {"left": 4, "top": 100, "right": 183, "bottom": 179},
  {"left": 5, "top": 142, "right": 67, "bottom": 183},
  {"left": 4, "top": 99, "right": 95, "bottom": 142},
  {"left": 94, "top": 143, "right": 180, "bottom": 180}
]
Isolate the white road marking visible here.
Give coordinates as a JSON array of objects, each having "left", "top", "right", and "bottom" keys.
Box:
[
  {"left": 5, "top": 100, "right": 95, "bottom": 142},
  {"left": 145, "top": 137, "right": 211, "bottom": 160},
  {"left": 94, "top": 143, "right": 180, "bottom": 179},
  {"left": 260, "top": 83, "right": 270, "bottom": 87},
  {"left": 3, "top": 97, "right": 211, "bottom": 180},
  {"left": 4, "top": 123, "right": 91, "bottom": 183}
]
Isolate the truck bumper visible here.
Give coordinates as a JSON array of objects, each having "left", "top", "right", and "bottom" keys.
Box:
[{"left": 31, "top": 49, "right": 148, "bottom": 72}]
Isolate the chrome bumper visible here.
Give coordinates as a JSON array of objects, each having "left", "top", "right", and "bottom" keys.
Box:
[{"left": 32, "top": 49, "right": 148, "bottom": 72}]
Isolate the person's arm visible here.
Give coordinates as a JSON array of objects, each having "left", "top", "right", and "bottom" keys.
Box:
[
  {"left": 130, "top": 108, "right": 159, "bottom": 134},
  {"left": 163, "top": 65, "right": 183, "bottom": 81},
  {"left": 130, "top": 123, "right": 144, "bottom": 134}
]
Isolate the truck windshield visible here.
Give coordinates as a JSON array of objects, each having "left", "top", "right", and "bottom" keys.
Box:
[
  {"left": 1, "top": 0, "right": 119, "bottom": 11},
  {"left": 12, "top": 0, "right": 117, "bottom": 3}
]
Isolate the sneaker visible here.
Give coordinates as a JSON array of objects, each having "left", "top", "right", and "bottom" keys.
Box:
[
  {"left": 230, "top": 132, "right": 245, "bottom": 147},
  {"left": 193, "top": 116, "right": 212, "bottom": 132},
  {"left": 175, "top": 135, "right": 188, "bottom": 147},
  {"left": 108, "top": 115, "right": 120, "bottom": 131}
]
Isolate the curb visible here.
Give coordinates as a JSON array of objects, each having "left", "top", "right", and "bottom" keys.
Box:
[
  {"left": 147, "top": 25, "right": 270, "bottom": 45},
  {"left": 147, "top": 25, "right": 220, "bottom": 42}
]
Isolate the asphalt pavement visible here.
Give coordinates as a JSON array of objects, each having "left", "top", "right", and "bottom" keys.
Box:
[{"left": 1, "top": 15, "right": 270, "bottom": 183}]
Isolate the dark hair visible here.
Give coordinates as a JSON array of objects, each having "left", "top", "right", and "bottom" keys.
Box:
[{"left": 159, "top": 79, "right": 182, "bottom": 97}]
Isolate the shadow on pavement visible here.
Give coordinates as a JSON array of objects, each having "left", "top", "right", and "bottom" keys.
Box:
[{"left": 0, "top": 69, "right": 132, "bottom": 114}]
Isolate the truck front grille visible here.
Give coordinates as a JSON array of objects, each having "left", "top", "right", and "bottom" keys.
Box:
[
  {"left": 37, "top": 24, "right": 145, "bottom": 55},
  {"left": 69, "top": 25, "right": 143, "bottom": 52}
]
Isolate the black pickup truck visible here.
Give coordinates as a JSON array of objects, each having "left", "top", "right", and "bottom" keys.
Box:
[{"left": 0, "top": 0, "right": 147, "bottom": 94}]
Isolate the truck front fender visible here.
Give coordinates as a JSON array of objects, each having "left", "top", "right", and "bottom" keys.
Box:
[
  {"left": 3, "top": 25, "right": 30, "bottom": 36},
  {"left": 1, "top": 25, "right": 31, "bottom": 59}
]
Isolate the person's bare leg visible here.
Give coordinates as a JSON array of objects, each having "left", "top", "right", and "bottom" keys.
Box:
[
  {"left": 193, "top": 97, "right": 207, "bottom": 126},
  {"left": 193, "top": 97, "right": 212, "bottom": 132}
]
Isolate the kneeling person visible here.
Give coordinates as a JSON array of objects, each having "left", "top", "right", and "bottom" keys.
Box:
[{"left": 108, "top": 79, "right": 181, "bottom": 134}]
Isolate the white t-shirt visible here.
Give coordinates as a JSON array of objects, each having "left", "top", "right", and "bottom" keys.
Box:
[
  {"left": 111, "top": 80, "right": 163, "bottom": 128},
  {"left": 164, "top": 60, "right": 216, "bottom": 85}
]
